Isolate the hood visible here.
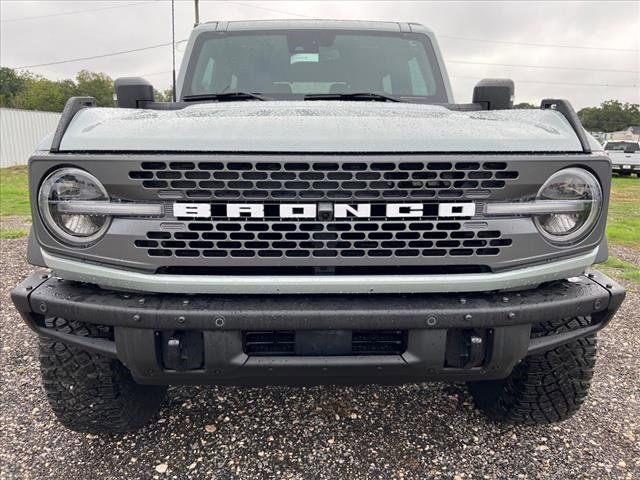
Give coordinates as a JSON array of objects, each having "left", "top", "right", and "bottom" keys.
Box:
[{"left": 58, "top": 101, "right": 583, "bottom": 153}]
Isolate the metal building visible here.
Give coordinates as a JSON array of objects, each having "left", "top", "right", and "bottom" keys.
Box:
[{"left": 1, "top": 108, "right": 60, "bottom": 168}]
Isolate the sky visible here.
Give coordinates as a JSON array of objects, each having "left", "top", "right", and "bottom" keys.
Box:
[{"left": 1, "top": 0, "right": 638, "bottom": 109}]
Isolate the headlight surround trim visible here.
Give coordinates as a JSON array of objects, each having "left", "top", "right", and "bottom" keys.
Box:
[
  {"left": 38, "top": 167, "right": 111, "bottom": 246},
  {"left": 533, "top": 167, "right": 602, "bottom": 245}
]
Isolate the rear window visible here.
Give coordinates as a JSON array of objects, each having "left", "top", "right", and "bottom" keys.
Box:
[
  {"left": 605, "top": 141, "right": 640, "bottom": 152},
  {"left": 183, "top": 30, "right": 447, "bottom": 102}
]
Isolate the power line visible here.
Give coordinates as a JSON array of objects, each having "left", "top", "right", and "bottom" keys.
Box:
[
  {"left": 439, "top": 34, "right": 638, "bottom": 53},
  {"left": 448, "top": 60, "right": 640, "bottom": 74},
  {"left": 226, "top": 1, "right": 315, "bottom": 19},
  {"left": 12, "top": 42, "right": 176, "bottom": 69},
  {"left": 226, "top": 1, "right": 638, "bottom": 53},
  {"left": 1, "top": 1, "right": 156, "bottom": 23},
  {"left": 450, "top": 75, "right": 639, "bottom": 88}
]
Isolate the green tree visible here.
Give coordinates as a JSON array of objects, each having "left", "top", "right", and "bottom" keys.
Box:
[
  {"left": 0, "top": 67, "right": 26, "bottom": 107},
  {"left": 513, "top": 102, "right": 536, "bottom": 109},
  {"left": 75, "top": 70, "right": 114, "bottom": 107},
  {"left": 153, "top": 88, "right": 174, "bottom": 102},
  {"left": 12, "top": 74, "right": 76, "bottom": 112},
  {"left": 578, "top": 100, "right": 640, "bottom": 132}
]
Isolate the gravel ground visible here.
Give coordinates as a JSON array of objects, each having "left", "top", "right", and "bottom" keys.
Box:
[{"left": 1, "top": 236, "right": 638, "bottom": 480}]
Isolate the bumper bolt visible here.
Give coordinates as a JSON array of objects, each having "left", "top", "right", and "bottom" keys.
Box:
[
  {"left": 464, "top": 314, "right": 472, "bottom": 321},
  {"left": 594, "top": 299, "right": 603, "bottom": 310},
  {"left": 38, "top": 302, "right": 47, "bottom": 313},
  {"left": 132, "top": 314, "right": 141, "bottom": 322},
  {"left": 138, "top": 298, "right": 145, "bottom": 304},
  {"left": 182, "top": 299, "right": 189, "bottom": 305},
  {"left": 215, "top": 317, "right": 225, "bottom": 327},
  {"left": 587, "top": 272, "right": 595, "bottom": 279},
  {"left": 606, "top": 284, "right": 613, "bottom": 289},
  {"left": 460, "top": 298, "right": 467, "bottom": 304},
  {"left": 502, "top": 297, "right": 509, "bottom": 303},
  {"left": 508, "top": 312, "right": 516, "bottom": 319},
  {"left": 178, "top": 316, "right": 186, "bottom": 324},
  {"left": 426, "top": 316, "right": 437, "bottom": 326},
  {"left": 25, "top": 285, "right": 33, "bottom": 291}
]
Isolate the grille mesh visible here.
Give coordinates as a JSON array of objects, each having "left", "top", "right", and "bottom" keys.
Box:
[
  {"left": 136, "top": 221, "right": 512, "bottom": 259},
  {"left": 128, "top": 160, "right": 519, "bottom": 201},
  {"left": 243, "top": 330, "right": 407, "bottom": 356}
]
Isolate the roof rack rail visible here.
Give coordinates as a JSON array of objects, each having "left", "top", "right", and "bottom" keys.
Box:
[
  {"left": 541, "top": 99, "right": 591, "bottom": 154},
  {"left": 50, "top": 96, "right": 96, "bottom": 153}
]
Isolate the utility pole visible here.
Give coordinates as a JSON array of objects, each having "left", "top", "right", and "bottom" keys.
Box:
[
  {"left": 171, "top": 0, "right": 176, "bottom": 102},
  {"left": 194, "top": 0, "right": 200, "bottom": 27}
]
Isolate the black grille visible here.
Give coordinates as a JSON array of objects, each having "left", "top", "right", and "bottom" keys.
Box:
[
  {"left": 243, "top": 330, "right": 407, "bottom": 356},
  {"left": 243, "top": 331, "right": 295, "bottom": 355},
  {"left": 128, "top": 160, "right": 519, "bottom": 201},
  {"left": 351, "top": 330, "right": 407, "bottom": 355},
  {"left": 136, "top": 221, "right": 512, "bottom": 259}
]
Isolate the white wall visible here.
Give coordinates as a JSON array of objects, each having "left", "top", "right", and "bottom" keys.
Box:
[{"left": 0, "top": 108, "right": 60, "bottom": 168}]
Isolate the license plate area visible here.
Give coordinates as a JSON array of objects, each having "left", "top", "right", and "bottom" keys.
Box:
[{"left": 243, "top": 330, "right": 407, "bottom": 356}]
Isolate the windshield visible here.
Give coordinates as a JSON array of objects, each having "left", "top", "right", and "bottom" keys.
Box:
[
  {"left": 605, "top": 141, "right": 640, "bottom": 152},
  {"left": 183, "top": 30, "right": 447, "bottom": 102}
]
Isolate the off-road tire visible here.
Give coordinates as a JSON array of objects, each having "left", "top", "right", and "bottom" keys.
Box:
[
  {"left": 39, "top": 318, "right": 167, "bottom": 433},
  {"left": 467, "top": 317, "right": 597, "bottom": 424}
]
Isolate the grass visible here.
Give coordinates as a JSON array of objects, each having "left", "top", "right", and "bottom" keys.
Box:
[
  {"left": 607, "top": 176, "right": 640, "bottom": 250},
  {"left": 0, "top": 228, "right": 28, "bottom": 239},
  {"left": 0, "top": 165, "right": 30, "bottom": 239},
  {"left": 600, "top": 256, "right": 640, "bottom": 285},
  {"left": 0, "top": 165, "right": 30, "bottom": 217}
]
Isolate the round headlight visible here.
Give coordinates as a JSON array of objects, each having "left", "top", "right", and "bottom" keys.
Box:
[
  {"left": 38, "top": 168, "right": 110, "bottom": 245},
  {"left": 533, "top": 168, "right": 602, "bottom": 245}
]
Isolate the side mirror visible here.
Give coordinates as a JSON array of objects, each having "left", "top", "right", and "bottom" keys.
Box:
[
  {"left": 114, "top": 77, "right": 154, "bottom": 108},
  {"left": 473, "top": 78, "right": 514, "bottom": 110}
]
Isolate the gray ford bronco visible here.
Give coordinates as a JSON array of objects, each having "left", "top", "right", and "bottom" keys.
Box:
[{"left": 11, "top": 20, "right": 626, "bottom": 433}]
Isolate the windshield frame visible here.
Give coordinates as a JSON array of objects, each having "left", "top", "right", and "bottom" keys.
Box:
[{"left": 180, "top": 29, "right": 449, "bottom": 103}]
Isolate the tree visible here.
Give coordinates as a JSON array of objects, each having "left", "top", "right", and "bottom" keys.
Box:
[
  {"left": 513, "top": 102, "right": 536, "bottom": 109},
  {"left": 0, "top": 68, "right": 116, "bottom": 112},
  {"left": 578, "top": 100, "right": 640, "bottom": 132},
  {"left": 0, "top": 67, "right": 26, "bottom": 107},
  {"left": 12, "top": 74, "right": 76, "bottom": 112},
  {"left": 75, "top": 70, "right": 114, "bottom": 107},
  {"left": 154, "top": 88, "right": 174, "bottom": 102}
]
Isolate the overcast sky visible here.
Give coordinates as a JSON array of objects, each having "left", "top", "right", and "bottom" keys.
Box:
[{"left": 1, "top": 0, "right": 638, "bottom": 108}]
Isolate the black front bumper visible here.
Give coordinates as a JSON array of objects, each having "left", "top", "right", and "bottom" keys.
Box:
[{"left": 11, "top": 270, "right": 625, "bottom": 386}]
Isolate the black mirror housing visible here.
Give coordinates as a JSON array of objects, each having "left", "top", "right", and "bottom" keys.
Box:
[
  {"left": 114, "top": 77, "right": 154, "bottom": 108},
  {"left": 472, "top": 78, "right": 514, "bottom": 110}
]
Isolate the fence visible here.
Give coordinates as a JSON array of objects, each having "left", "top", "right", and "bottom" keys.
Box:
[{"left": 1, "top": 108, "right": 61, "bottom": 168}]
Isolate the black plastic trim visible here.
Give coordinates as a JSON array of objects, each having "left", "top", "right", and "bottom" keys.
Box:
[
  {"left": 50, "top": 96, "right": 97, "bottom": 153},
  {"left": 10, "top": 270, "right": 625, "bottom": 385},
  {"left": 541, "top": 98, "right": 591, "bottom": 154}
]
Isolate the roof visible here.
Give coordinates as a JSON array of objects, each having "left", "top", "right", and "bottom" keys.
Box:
[{"left": 195, "top": 19, "right": 433, "bottom": 34}]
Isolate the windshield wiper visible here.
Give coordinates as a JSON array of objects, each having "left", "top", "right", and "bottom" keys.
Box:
[
  {"left": 182, "top": 92, "right": 272, "bottom": 102},
  {"left": 304, "top": 92, "right": 401, "bottom": 102}
]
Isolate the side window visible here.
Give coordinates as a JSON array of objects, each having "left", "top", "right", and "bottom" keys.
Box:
[{"left": 407, "top": 57, "right": 427, "bottom": 95}]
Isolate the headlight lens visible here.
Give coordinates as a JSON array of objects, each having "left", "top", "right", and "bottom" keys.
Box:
[
  {"left": 38, "top": 168, "right": 110, "bottom": 245},
  {"left": 534, "top": 168, "right": 602, "bottom": 244}
]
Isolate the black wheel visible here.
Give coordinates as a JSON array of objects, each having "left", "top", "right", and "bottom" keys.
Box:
[
  {"left": 467, "top": 317, "right": 597, "bottom": 424},
  {"left": 39, "top": 318, "right": 167, "bottom": 433}
]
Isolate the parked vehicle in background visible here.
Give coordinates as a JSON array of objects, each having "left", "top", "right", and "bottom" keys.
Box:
[
  {"left": 11, "top": 19, "right": 625, "bottom": 433},
  {"left": 604, "top": 140, "right": 640, "bottom": 177}
]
